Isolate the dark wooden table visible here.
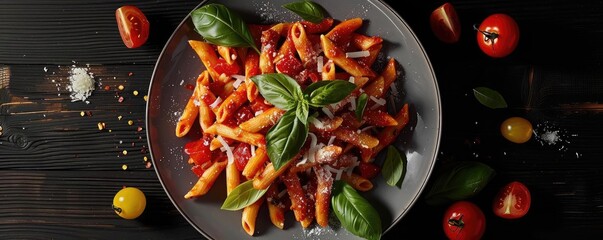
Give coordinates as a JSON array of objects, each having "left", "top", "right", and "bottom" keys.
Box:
[{"left": 1, "top": 0, "right": 602, "bottom": 239}]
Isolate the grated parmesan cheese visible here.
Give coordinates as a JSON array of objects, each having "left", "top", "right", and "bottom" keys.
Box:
[
  {"left": 322, "top": 107, "right": 334, "bottom": 119},
  {"left": 327, "top": 136, "right": 336, "bottom": 146},
  {"left": 66, "top": 67, "right": 95, "bottom": 102},
  {"left": 349, "top": 96, "right": 357, "bottom": 111},
  {"left": 345, "top": 50, "right": 370, "bottom": 58},
  {"left": 370, "top": 96, "right": 386, "bottom": 110},
  {"left": 232, "top": 75, "right": 245, "bottom": 89},
  {"left": 216, "top": 136, "right": 234, "bottom": 164},
  {"left": 209, "top": 97, "right": 222, "bottom": 109},
  {"left": 317, "top": 56, "right": 323, "bottom": 73},
  {"left": 348, "top": 76, "right": 355, "bottom": 84}
]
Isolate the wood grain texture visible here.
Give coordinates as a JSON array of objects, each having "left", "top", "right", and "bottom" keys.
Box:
[{"left": 0, "top": 0, "right": 602, "bottom": 239}]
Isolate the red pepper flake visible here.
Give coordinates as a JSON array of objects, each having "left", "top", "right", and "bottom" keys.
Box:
[
  {"left": 118, "top": 96, "right": 124, "bottom": 103},
  {"left": 128, "top": 72, "right": 133, "bottom": 76},
  {"left": 137, "top": 126, "right": 143, "bottom": 132},
  {"left": 184, "top": 83, "right": 195, "bottom": 91},
  {"left": 104, "top": 85, "right": 111, "bottom": 91},
  {"left": 145, "top": 162, "right": 152, "bottom": 168}
]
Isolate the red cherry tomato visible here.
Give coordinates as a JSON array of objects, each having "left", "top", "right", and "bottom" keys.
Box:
[
  {"left": 443, "top": 201, "right": 486, "bottom": 240},
  {"left": 213, "top": 58, "right": 242, "bottom": 76},
  {"left": 183, "top": 134, "right": 212, "bottom": 166},
  {"left": 430, "top": 3, "right": 461, "bottom": 43},
  {"left": 115, "top": 6, "right": 150, "bottom": 49},
  {"left": 475, "top": 13, "right": 519, "bottom": 58},
  {"left": 357, "top": 162, "right": 380, "bottom": 179},
  {"left": 493, "top": 181, "right": 531, "bottom": 219},
  {"left": 233, "top": 143, "right": 252, "bottom": 172}
]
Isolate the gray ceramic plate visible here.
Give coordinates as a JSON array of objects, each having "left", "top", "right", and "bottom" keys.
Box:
[{"left": 147, "top": 0, "right": 441, "bottom": 239}]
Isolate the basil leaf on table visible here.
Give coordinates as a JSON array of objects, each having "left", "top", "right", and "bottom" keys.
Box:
[
  {"left": 266, "top": 110, "right": 308, "bottom": 170},
  {"left": 382, "top": 146, "right": 407, "bottom": 188},
  {"left": 355, "top": 93, "right": 368, "bottom": 121},
  {"left": 221, "top": 180, "right": 268, "bottom": 210},
  {"left": 251, "top": 73, "right": 304, "bottom": 110},
  {"left": 331, "top": 181, "right": 382, "bottom": 240},
  {"left": 424, "top": 161, "right": 496, "bottom": 206},
  {"left": 282, "top": 0, "right": 325, "bottom": 24},
  {"left": 473, "top": 87, "right": 508, "bottom": 109},
  {"left": 306, "top": 80, "right": 356, "bottom": 107},
  {"left": 191, "top": 3, "right": 260, "bottom": 53}
]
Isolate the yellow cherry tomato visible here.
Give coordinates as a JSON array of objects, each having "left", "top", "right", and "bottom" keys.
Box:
[
  {"left": 500, "top": 117, "right": 533, "bottom": 143},
  {"left": 112, "top": 187, "right": 146, "bottom": 219}
]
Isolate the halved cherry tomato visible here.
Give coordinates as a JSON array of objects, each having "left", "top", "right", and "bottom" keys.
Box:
[
  {"left": 493, "top": 181, "right": 531, "bottom": 219},
  {"left": 115, "top": 6, "right": 150, "bottom": 49},
  {"left": 233, "top": 143, "right": 252, "bottom": 172},
  {"left": 500, "top": 117, "right": 533, "bottom": 144},
  {"left": 430, "top": 3, "right": 461, "bottom": 43},
  {"left": 475, "top": 13, "right": 520, "bottom": 58},
  {"left": 443, "top": 201, "right": 486, "bottom": 240},
  {"left": 213, "top": 58, "right": 242, "bottom": 76},
  {"left": 184, "top": 134, "right": 212, "bottom": 165}
]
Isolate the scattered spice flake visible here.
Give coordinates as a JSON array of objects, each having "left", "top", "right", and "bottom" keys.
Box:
[
  {"left": 133, "top": 90, "right": 139, "bottom": 96},
  {"left": 118, "top": 85, "right": 125, "bottom": 91},
  {"left": 122, "top": 164, "right": 128, "bottom": 170},
  {"left": 143, "top": 156, "right": 148, "bottom": 162},
  {"left": 128, "top": 120, "right": 134, "bottom": 126},
  {"left": 137, "top": 126, "right": 143, "bottom": 132},
  {"left": 86, "top": 111, "right": 92, "bottom": 116},
  {"left": 97, "top": 122, "right": 106, "bottom": 130},
  {"left": 118, "top": 96, "right": 124, "bottom": 103},
  {"left": 145, "top": 162, "right": 152, "bottom": 168},
  {"left": 128, "top": 72, "right": 133, "bottom": 76},
  {"left": 0, "top": 125, "right": 3, "bottom": 131},
  {"left": 108, "top": 129, "right": 112, "bottom": 133},
  {"left": 143, "top": 95, "right": 148, "bottom": 101},
  {"left": 122, "top": 150, "right": 128, "bottom": 155},
  {"left": 118, "top": 115, "right": 123, "bottom": 120},
  {"left": 80, "top": 111, "right": 85, "bottom": 117},
  {"left": 104, "top": 85, "right": 111, "bottom": 91}
]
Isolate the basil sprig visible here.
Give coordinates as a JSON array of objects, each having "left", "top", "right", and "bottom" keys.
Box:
[
  {"left": 424, "top": 161, "right": 496, "bottom": 205},
  {"left": 473, "top": 87, "right": 507, "bottom": 109},
  {"left": 282, "top": 0, "right": 325, "bottom": 23},
  {"left": 331, "top": 181, "right": 382, "bottom": 240},
  {"left": 191, "top": 4, "right": 260, "bottom": 53},
  {"left": 251, "top": 74, "right": 355, "bottom": 170},
  {"left": 382, "top": 146, "right": 407, "bottom": 188},
  {"left": 355, "top": 93, "right": 368, "bottom": 121},
  {"left": 221, "top": 180, "right": 268, "bottom": 210}
]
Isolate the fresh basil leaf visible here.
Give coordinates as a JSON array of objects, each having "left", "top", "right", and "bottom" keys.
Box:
[
  {"left": 303, "top": 80, "right": 331, "bottom": 95},
  {"left": 191, "top": 4, "right": 260, "bottom": 53},
  {"left": 473, "top": 87, "right": 508, "bottom": 109},
  {"left": 251, "top": 73, "right": 304, "bottom": 110},
  {"left": 296, "top": 101, "right": 309, "bottom": 124},
  {"left": 266, "top": 109, "right": 309, "bottom": 170},
  {"left": 382, "top": 146, "right": 406, "bottom": 188},
  {"left": 424, "top": 161, "right": 496, "bottom": 206},
  {"left": 355, "top": 93, "right": 368, "bottom": 121},
  {"left": 307, "top": 80, "right": 356, "bottom": 107},
  {"left": 282, "top": 0, "right": 325, "bottom": 23},
  {"left": 221, "top": 180, "right": 268, "bottom": 210},
  {"left": 332, "top": 181, "right": 382, "bottom": 240}
]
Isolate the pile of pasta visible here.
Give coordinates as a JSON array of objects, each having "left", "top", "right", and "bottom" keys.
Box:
[{"left": 175, "top": 17, "right": 409, "bottom": 235}]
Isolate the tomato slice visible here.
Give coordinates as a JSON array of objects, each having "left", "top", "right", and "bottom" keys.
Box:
[
  {"left": 493, "top": 181, "right": 531, "bottom": 219},
  {"left": 430, "top": 3, "right": 461, "bottom": 43},
  {"left": 115, "top": 6, "right": 150, "bottom": 48}
]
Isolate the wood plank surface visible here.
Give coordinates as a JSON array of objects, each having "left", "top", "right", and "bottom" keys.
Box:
[{"left": 1, "top": 0, "right": 602, "bottom": 239}]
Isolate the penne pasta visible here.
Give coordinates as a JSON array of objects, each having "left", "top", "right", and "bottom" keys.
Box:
[
  {"left": 371, "top": 103, "right": 410, "bottom": 159},
  {"left": 290, "top": 22, "right": 318, "bottom": 68},
  {"left": 242, "top": 198, "right": 264, "bottom": 236},
  {"left": 314, "top": 166, "right": 333, "bottom": 227},
  {"left": 281, "top": 171, "right": 312, "bottom": 226},
  {"left": 321, "top": 35, "right": 376, "bottom": 77},
  {"left": 206, "top": 123, "right": 265, "bottom": 147},
  {"left": 184, "top": 160, "right": 227, "bottom": 199},
  {"left": 226, "top": 162, "right": 240, "bottom": 195},
  {"left": 216, "top": 82, "right": 247, "bottom": 123},
  {"left": 253, "top": 159, "right": 295, "bottom": 190},
  {"left": 245, "top": 51, "right": 261, "bottom": 102},
  {"left": 242, "top": 146, "right": 269, "bottom": 179},
  {"left": 239, "top": 107, "right": 285, "bottom": 133},
  {"left": 188, "top": 40, "right": 222, "bottom": 82},
  {"left": 340, "top": 172, "right": 373, "bottom": 192},
  {"left": 333, "top": 128, "right": 379, "bottom": 149}
]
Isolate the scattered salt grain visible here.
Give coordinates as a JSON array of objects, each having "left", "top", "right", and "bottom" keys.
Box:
[{"left": 66, "top": 67, "right": 95, "bottom": 102}]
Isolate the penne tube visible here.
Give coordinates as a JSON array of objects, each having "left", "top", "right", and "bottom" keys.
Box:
[
  {"left": 363, "top": 109, "right": 398, "bottom": 127},
  {"left": 184, "top": 160, "right": 227, "bottom": 199},
  {"left": 358, "top": 43, "right": 382, "bottom": 68},
  {"left": 242, "top": 147, "right": 269, "bottom": 179},
  {"left": 281, "top": 171, "right": 312, "bottom": 225},
  {"left": 309, "top": 116, "right": 343, "bottom": 133},
  {"left": 269, "top": 22, "right": 292, "bottom": 36},
  {"left": 273, "top": 36, "right": 296, "bottom": 64},
  {"left": 216, "top": 82, "right": 247, "bottom": 123},
  {"left": 371, "top": 103, "right": 409, "bottom": 158},
  {"left": 239, "top": 107, "right": 285, "bottom": 133},
  {"left": 290, "top": 22, "right": 318, "bottom": 68},
  {"left": 242, "top": 197, "right": 264, "bottom": 236},
  {"left": 188, "top": 40, "right": 222, "bottom": 82},
  {"left": 218, "top": 46, "right": 238, "bottom": 65},
  {"left": 206, "top": 123, "right": 266, "bottom": 147},
  {"left": 260, "top": 29, "right": 280, "bottom": 74},
  {"left": 314, "top": 166, "right": 333, "bottom": 227},
  {"left": 321, "top": 59, "right": 336, "bottom": 80},
  {"left": 175, "top": 87, "right": 200, "bottom": 137},
  {"left": 315, "top": 145, "right": 343, "bottom": 165},
  {"left": 326, "top": 18, "right": 363, "bottom": 45},
  {"left": 266, "top": 184, "right": 286, "bottom": 229},
  {"left": 245, "top": 51, "right": 260, "bottom": 102},
  {"left": 379, "top": 58, "right": 399, "bottom": 98},
  {"left": 301, "top": 18, "right": 334, "bottom": 34},
  {"left": 253, "top": 159, "right": 295, "bottom": 190},
  {"left": 340, "top": 173, "right": 373, "bottom": 192},
  {"left": 351, "top": 33, "right": 383, "bottom": 50},
  {"left": 333, "top": 128, "right": 379, "bottom": 149},
  {"left": 321, "top": 35, "right": 376, "bottom": 78},
  {"left": 226, "top": 162, "right": 240, "bottom": 195}
]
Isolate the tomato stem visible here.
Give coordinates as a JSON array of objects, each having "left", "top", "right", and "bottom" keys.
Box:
[
  {"left": 448, "top": 217, "right": 465, "bottom": 228},
  {"left": 473, "top": 24, "right": 499, "bottom": 41},
  {"left": 112, "top": 204, "right": 123, "bottom": 213}
]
